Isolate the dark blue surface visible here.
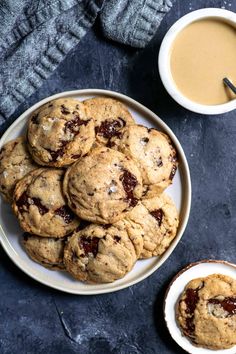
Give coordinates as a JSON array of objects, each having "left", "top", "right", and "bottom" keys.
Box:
[{"left": 1, "top": 1, "right": 236, "bottom": 353}]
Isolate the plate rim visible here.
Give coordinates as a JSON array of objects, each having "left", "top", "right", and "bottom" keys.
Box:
[
  {"left": 163, "top": 259, "right": 236, "bottom": 354},
  {"left": 0, "top": 89, "right": 192, "bottom": 295}
]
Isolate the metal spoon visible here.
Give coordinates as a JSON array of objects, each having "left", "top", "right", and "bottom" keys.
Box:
[{"left": 223, "top": 77, "right": 236, "bottom": 94}]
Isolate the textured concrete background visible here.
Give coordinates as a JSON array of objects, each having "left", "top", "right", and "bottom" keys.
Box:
[{"left": 1, "top": 1, "right": 236, "bottom": 353}]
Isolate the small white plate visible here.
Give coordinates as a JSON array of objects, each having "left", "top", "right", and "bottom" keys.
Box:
[
  {"left": 0, "top": 89, "right": 191, "bottom": 295},
  {"left": 164, "top": 260, "right": 236, "bottom": 354}
]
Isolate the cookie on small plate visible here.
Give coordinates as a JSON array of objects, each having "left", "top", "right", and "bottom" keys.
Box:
[
  {"left": 117, "top": 193, "right": 179, "bottom": 258},
  {"left": 110, "top": 125, "right": 178, "bottom": 196},
  {"left": 83, "top": 97, "right": 135, "bottom": 145},
  {"left": 64, "top": 224, "right": 140, "bottom": 283},
  {"left": 177, "top": 274, "right": 236, "bottom": 350},
  {"left": 22, "top": 233, "right": 66, "bottom": 270},
  {"left": 0, "top": 137, "right": 37, "bottom": 202},
  {"left": 27, "top": 98, "right": 95, "bottom": 167},
  {"left": 13, "top": 168, "right": 79, "bottom": 237},
  {"left": 63, "top": 147, "right": 143, "bottom": 224}
]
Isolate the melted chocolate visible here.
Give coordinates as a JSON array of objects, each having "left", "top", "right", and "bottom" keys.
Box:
[
  {"left": 16, "top": 191, "right": 48, "bottom": 215},
  {"left": 55, "top": 206, "right": 74, "bottom": 224},
  {"left": 31, "top": 113, "right": 39, "bottom": 124},
  {"left": 150, "top": 209, "right": 163, "bottom": 227},
  {"left": 95, "top": 118, "right": 126, "bottom": 139},
  {"left": 171, "top": 152, "right": 178, "bottom": 163},
  {"left": 141, "top": 137, "right": 149, "bottom": 144},
  {"left": 182, "top": 283, "right": 204, "bottom": 335},
  {"left": 79, "top": 236, "right": 100, "bottom": 257},
  {"left": 47, "top": 141, "right": 68, "bottom": 162},
  {"left": 157, "top": 158, "right": 163, "bottom": 167},
  {"left": 106, "top": 140, "right": 116, "bottom": 148},
  {"left": 46, "top": 115, "right": 90, "bottom": 161},
  {"left": 16, "top": 191, "right": 29, "bottom": 212},
  {"left": 102, "top": 224, "right": 112, "bottom": 229},
  {"left": 120, "top": 169, "right": 138, "bottom": 207},
  {"left": 65, "top": 114, "right": 90, "bottom": 134},
  {"left": 208, "top": 297, "right": 236, "bottom": 316},
  {"left": 61, "top": 104, "right": 70, "bottom": 115},
  {"left": 114, "top": 235, "right": 121, "bottom": 242},
  {"left": 32, "top": 197, "right": 49, "bottom": 215}
]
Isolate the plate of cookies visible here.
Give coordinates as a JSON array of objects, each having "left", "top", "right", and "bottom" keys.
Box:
[
  {"left": 164, "top": 260, "right": 236, "bottom": 353},
  {"left": 0, "top": 89, "right": 191, "bottom": 294}
]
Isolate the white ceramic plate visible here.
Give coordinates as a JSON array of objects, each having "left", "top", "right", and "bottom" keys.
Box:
[
  {"left": 0, "top": 89, "right": 191, "bottom": 295},
  {"left": 164, "top": 260, "right": 236, "bottom": 354}
]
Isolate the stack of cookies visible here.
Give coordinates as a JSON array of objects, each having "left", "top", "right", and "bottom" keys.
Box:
[{"left": 0, "top": 96, "right": 179, "bottom": 283}]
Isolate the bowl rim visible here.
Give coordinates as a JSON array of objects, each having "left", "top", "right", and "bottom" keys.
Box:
[
  {"left": 0, "top": 88, "right": 192, "bottom": 295},
  {"left": 158, "top": 8, "right": 236, "bottom": 115}
]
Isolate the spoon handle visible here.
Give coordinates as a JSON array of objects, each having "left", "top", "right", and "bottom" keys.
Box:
[{"left": 223, "top": 77, "right": 236, "bottom": 94}]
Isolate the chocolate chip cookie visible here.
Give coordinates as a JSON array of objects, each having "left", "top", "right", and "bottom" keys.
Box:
[
  {"left": 0, "top": 137, "right": 37, "bottom": 202},
  {"left": 117, "top": 193, "right": 179, "bottom": 258},
  {"left": 13, "top": 168, "right": 79, "bottom": 237},
  {"left": 63, "top": 147, "right": 143, "bottom": 224},
  {"left": 64, "top": 224, "right": 139, "bottom": 283},
  {"left": 110, "top": 125, "right": 178, "bottom": 196},
  {"left": 177, "top": 274, "right": 236, "bottom": 350},
  {"left": 22, "top": 233, "right": 66, "bottom": 270},
  {"left": 27, "top": 98, "right": 95, "bottom": 167},
  {"left": 83, "top": 97, "right": 135, "bottom": 145}
]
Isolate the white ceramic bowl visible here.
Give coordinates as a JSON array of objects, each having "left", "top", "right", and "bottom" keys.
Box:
[
  {"left": 158, "top": 8, "right": 236, "bottom": 115},
  {"left": 0, "top": 89, "right": 191, "bottom": 295},
  {"left": 164, "top": 260, "right": 236, "bottom": 354}
]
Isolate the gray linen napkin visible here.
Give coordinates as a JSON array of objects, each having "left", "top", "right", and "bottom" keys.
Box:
[{"left": 0, "top": 0, "right": 173, "bottom": 129}]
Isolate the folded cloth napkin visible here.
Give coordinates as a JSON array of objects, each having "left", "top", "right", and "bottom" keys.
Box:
[{"left": 0, "top": 0, "right": 173, "bottom": 129}]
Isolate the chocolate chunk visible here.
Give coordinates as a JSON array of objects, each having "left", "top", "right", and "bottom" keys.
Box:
[
  {"left": 106, "top": 140, "right": 116, "bottom": 148},
  {"left": 16, "top": 191, "right": 48, "bottom": 215},
  {"left": 150, "top": 209, "right": 163, "bottom": 226},
  {"left": 31, "top": 113, "right": 39, "bottom": 124},
  {"left": 79, "top": 236, "right": 100, "bottom": 257},
  {"left": 47, "top": 141, "right": 68, "bottom": 162},
  {"left": 169, "top": 165, "right": 177, "bottom": 180},
  {"left": 120, "top": 169, "right": 138, "bottom": 207},
  {"left": 185, "top": 317, "right": 195, "bottom": 335},
  {"left": 171, "top": 153, "right": 178, "bottom": 163},
  {"left": 208, "top": 297, "right": 236, "bottom": 316},
  {"left": 16, "top": 191, "right": 31, "bottom": 213},
  {"left": 55, "top": 205, "right": 74, "bottom": 224},
  {"left": 48, "top": 148, "right": 64, "bottom": 162},
  {"left": 61, "top": 104, "right": 70, "bottom": 115},
  {"left": 95, "top": 118, "right": 126, "bottom": 139},
  {"left": 157, "top": 158, "right": 163, "bottom": 167},
  {"left": 46, "top": 115, "right": 90, "bottom": 162},
  {"left": 182, "top": 283, "right": 204, "bottom": 335},
  {"left": 141, "top": 137, "right": 149, "bottom": 144},
  {"left": 102, "top": 224, "right": 112, "bottom": 229},
  {"left": 65, "top": 114, "right": 90, "bottom": 134},
  {"left": 114, "top": 235, "right": 121, "bottom": 242},
  {"left": 31, "top": 197, "right": 49, "bottom": 215}
]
